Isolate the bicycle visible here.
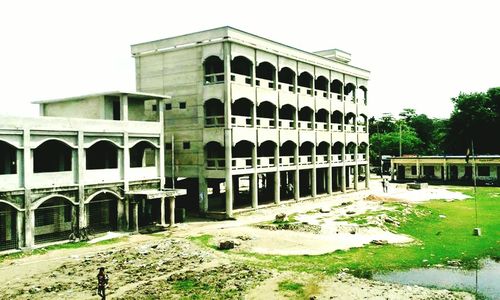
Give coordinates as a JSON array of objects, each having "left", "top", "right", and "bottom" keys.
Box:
[{"left": 69, "top": 226, "right": 94, "bottom": 242}]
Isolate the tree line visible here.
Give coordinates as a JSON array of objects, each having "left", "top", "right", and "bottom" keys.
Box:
[{"left": 369, "top": 87, "right": 500, "bottom": 162}]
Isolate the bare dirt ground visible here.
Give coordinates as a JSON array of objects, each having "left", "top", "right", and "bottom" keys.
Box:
[{"left": 0, "top": 179, "right": 474, "bottom": 299}]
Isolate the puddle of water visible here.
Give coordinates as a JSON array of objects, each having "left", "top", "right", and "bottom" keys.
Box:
[{"left": 373, "top": 259, "right": 500, "bottom": 299}]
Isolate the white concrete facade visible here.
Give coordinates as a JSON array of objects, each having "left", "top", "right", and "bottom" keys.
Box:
[
  {"left": 131, "top": 27, "right": 371, "bottom": 218},
  {"left": 0, "top": 92, "right": 173, "bottom": 252}
]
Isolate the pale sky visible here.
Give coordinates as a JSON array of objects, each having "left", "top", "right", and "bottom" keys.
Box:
[{"left": 1, "top": 0, "right": 498, "bottom": 119}]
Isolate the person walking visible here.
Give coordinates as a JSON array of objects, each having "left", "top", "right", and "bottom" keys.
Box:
[
  {"left": 97, "top": 267, "right": 109, "bottom": 300},
  {"left": 381, "top": 177, "right": 386, "bottom": 193},
  {"left": 383, "top": 178, "right": 389, "bottom": 193}
]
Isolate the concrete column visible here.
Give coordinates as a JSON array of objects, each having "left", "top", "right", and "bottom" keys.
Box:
[
  {"left": 341, "top": 145, "right": 346, "bottom": 192},
  {"left": 354, "top": 146, "right": 359, "bottom": 190},
  {"left": 123, "top": 132, "right": 130, "bottom": 191},
  {"left": 390, "top": 160, "right": 395, "bottom": 181},
  {"left": 199, "top": 176, "right": 208, "bottom": 214},
  {"left": 157, "top": 98, "right": 166, "bottom": 188},
  {"left": 223, "top": 42, "right": 233, "bottom": 218},
  {"left": 25, "top": 193, "right": 34, "bottom": 248},
  {"left": 120, "top": 94, "right": 128, "bottom": 121},
  {"left": 443, "top": 162, "right": 447, "bottom": 181},
  {"left": 169, "top": 196, "right": 175, "bottom": 226},
  {"left": 274, "top": 145, "right": 280, "bottom": 204},
  {"left": 124, "top": 196, "right": 130, "bottom": 230},
  {"left": 311, "top": 146, "right": 317, "bottom": 197},
  {"left": 77, "top": 131, "right": 86, "bottom": 229},
  {"left": 117, "top": 198, "right": 125, "bottom": 231},
  {"left": 252, "top": 144, "right": 258, "bottom": 208},
  {"left": 294, "top": 144, "right": 300, "bottom": 200},
  {"left": 160, "top": 197, "right": 166, "bottom": 226},
  {"left": 365, "top": 146, "right": 370, "bottom": 189},
  {"left": 132, "top": 201, "right": 139, "bottom": 232},
  {"left": 327, "top": 145, "right": 332, "bottom": 194},
  {"left": 16, "top": 210, "right": 24, "bottom": 248},
  {"left": 416, "top": 159, "right": 420, "bottom": 179}
]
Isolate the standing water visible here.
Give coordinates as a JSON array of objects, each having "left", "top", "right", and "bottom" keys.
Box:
[{"left": 373, "top": 259, "right": 500, "bottom": 299}]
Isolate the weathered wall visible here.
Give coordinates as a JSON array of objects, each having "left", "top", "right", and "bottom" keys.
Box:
[{"left": 43, "top": 96, "right": 104, "bottom": 119}]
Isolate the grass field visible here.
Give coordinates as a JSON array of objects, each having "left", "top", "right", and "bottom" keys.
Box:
[{"left": 194, "top": 187, "right": 499, "bottom": 277}]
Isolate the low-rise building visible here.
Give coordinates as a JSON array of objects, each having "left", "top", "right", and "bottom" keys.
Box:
[
  {"left": 0, "top": 92, "right": 180, "bottom": 252},
  {"left": 390, "top": 155, "right": 500, "bottom": 186}
]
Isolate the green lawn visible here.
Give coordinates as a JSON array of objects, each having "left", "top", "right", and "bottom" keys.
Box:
[{"left": 196, "top": 187, "right": 500, "bottom": 277}]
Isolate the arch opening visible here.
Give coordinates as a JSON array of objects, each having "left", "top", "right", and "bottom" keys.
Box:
[
  {"left": 34, "top": 196, "right": 76, "bottom": 244},
  {"left": 33, "top": 140, "right": 72, "bottom": 173},
  {"left": 130, "top": 141, "right": 156, "bottom": 168},
  {"left": 86, "top": 192, "right": 118, "bottom": 233},
  {"left": 256, "top": 62, "right": 276, "bottom": 88},
  {"left": 86, "top": 141, "right": 118, "bottom": 170},
  {"left": 278, "top": 67, "right": 295, "bottom": 92},
  {"left": 204, "top": 98, "right": 224, "bottom": 127},
  {"left": 0, "top": 141, "right": 17, "bottom": 175},
  {"left": 204, "top": 56, "right": 224, "bottom": 84},
  {"left": 0, "top": 202, "right": 18, "bottom": 251}
]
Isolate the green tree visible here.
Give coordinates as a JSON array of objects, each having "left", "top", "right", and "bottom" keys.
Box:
[{"left": 444, "top": 87, "right": 500, "bottom": 154}]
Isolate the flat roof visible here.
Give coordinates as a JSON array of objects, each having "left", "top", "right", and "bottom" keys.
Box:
[
  {"left": 131, "top": 26, "right": 370, "bottom": 79},
  {"left": 33, "top": 90, "right": 171, "bottom": 104}
]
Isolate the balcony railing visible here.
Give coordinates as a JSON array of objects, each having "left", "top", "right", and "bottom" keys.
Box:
[
  {"left": 346, "top": 94, "right": 356, "bottom": 102},
  {"left": 297, "top": 87, "right": 313, "bottom": 96},
  {"left": 230, "top": 73, "right": 252, "bottom": 85},
  {"left": 279, "top": 156, "right": 295, "bottom": 166},
  {"left": 206, "top": 158, "right": 225, "bottom": 170},
  {"left": 205, "top": 116, "right": 224, "bottom": 127},
  {"left": 256, "top": 117, "right": 276, "bottom": 128},
  {"left": 344, "top": 124, "right": 356, "bottom": 132},
  {"left": 331, "top": 154, "right": 342, "bottom": 163},
  {"left": 231, "top": 116, "right": 252, "bottom": 127},
  {"left": 204, "top": 73, "right": 224, "bottom": 85},
  {"left": 278, "top": 119, "right": 295, "bottom": 129},
  {"left": 330, "top": 123, "right": 342, "bottom": 132},
  {"left": 357, "top": 153, "right": 367, "bottom": 161},
  {"left": 256, "top": 78, "right": 275, "bottom": 89},
  {"left": 278, "top": 82, "right": 294, "bottom": 92},
  {"left": 357, "top": 125, "right": 367, "bottom": 133},
  {"left": 315, "top": 122, "right": 328, "bottom": 131},
  {"left": 330, "top": 92, "right": 343, "bottom": 101},
  {"left": 299, "top": 155, "right": 312, "bottom": 165},
  {"left": 232, "top": 157, "right": 252, "bottom": 169},
  {"left": 257, "top": 157, "right": 275, "bottom": 168},
  {"left": 298, "top": 121, "right": 313, "bottom": 130},
  {"left": 314, "top": 90, "right": 328, "bottom": 98},
  {"left": 345, "top": 154, "right": 355, "bottom": 162},
  {"left": 316, "top": 154, "right": 328, "bottom": 164}
]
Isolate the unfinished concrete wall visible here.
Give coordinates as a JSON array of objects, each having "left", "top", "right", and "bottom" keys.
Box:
[{"left": 42, "top": 96, "right": 104, "bottom": 119}]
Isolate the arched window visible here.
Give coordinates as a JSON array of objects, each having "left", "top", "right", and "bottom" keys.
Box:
[
  {"left": 298, "top": 72, "right": 313, "bottom": 95},
  {"left": 204, "top": 98, "right": 224, "bottom": 127},
  {"left": 278, "top": 67, "right": 295, "bottom": 92},
  {"left": 0, "top": 141, "right": 17, "bottom": 175},
  {"left": 86, "top": 141, "right": 118, "bottom": 170},
  {"left": 203, "top": 56, "right": 224, "bottom": 84},
  {"left": 256, "top": 62, "right": 276, "bottom": 88},
  {"left": 130, "top": 141, "right": 156, "bottom": 168},
  {"left": 33, "top": 140, "right": 72, "bottom": 173}
]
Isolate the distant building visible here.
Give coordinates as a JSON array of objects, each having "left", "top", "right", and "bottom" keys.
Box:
[
  {"left": 131, "top": 27, "right": 371, "bottom": 217},
  {"left": 390, "top": 155, "right": 500, "bottom": 186}
]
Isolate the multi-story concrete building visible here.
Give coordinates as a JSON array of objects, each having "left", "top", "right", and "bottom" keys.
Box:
[
  {"left": 390, "top": 155, "right": 500, "bottom": 186},
  {"left": 131, "top": 27, "right": 371, "bottom": 217},
  {"left": 0, "top": 92, "right": 180, "bottom": 252}
]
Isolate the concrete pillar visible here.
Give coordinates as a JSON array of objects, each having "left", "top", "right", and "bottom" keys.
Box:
[
  {"left": 160, "top": 197, "right": 166, "bottom": 226},
  {"left": 132, "top": 201, "right": 139, "bottom": 232},
  {"left": 354, "top": 146, "right": 359, "bottom": 190},
  {"left": 311, "top": 146, "right": 317, "bottom": 197},
  {"left": 76, "top": 131, "right": 86, "bottom": 229},
  {"left": 274, "top": 145, "right": 280, "bottom": 204},
  {"left": 25, "top": 195, "right": 34, "bottom": 248},
  {"left": 223, "top": 42, "right": 233, "bottom": 218},
  {"left": 123, "top": 132, "right": 130, "bottom": 191},
  {"left": 416, "top": 159, "right": 420, "bottom": 179},
  {"left": 117, "top": 198, "right": 126, "bottom": 231},
  {"left": 157, "top": 98, "right": 166, "bottom": 188},
  {"left": 252, "top": 144, "right": 258, "bottom": 208},
  {"left": 327, "top": 145, "right": 332, "bottom": 194},
  {"left": 169, "top": 196, "right": 175, "bottom": 226},
  {"left": 341, "top": 146, "right": 346, "bottom": 192},
  {"left": 16, "top": 210, "right": 24, "bottom": 248},
  {"left": 124, "top": 196, "right": 130, "bottom": 230},
  {"left": 390, "top": 159, "right": 395, "bottom": 181},
  {"left": 120, "top": 94, "right": 128, "bottom": 121},
  {"left": 443, "top": 161, "right": 447, "bottom": 181},
  {"left": 365, "top": 146, "right": 370, "bottom": 189},
  {"left": 294, "top": 144, "right": 300, "bottom": 200},
  {"left": 199, "top": 176, "right": 208, "bottom": 213}
]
